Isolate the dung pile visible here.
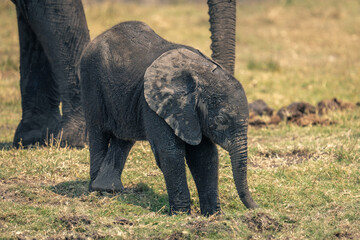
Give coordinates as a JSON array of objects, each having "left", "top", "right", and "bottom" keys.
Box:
[{"left": 249, "top": 98, "right": 355, "bottom": 127}]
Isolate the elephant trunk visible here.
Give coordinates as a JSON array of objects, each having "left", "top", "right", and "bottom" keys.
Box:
[
  {"left": 228, "top": 128, "right": 258, "bottom": 209},
  {"left": 208, "top": 0, "right": 236, "bottom": 75}
]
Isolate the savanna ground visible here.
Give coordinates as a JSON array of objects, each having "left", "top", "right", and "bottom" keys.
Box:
[{"left": 0, "top": 0, "right": 359, "bottom": 239}]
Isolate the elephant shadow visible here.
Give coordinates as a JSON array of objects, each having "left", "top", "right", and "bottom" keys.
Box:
[
  {"left": 50, "top": 180, "right": 169, "bottom": 214},
  {"left": 0, "top": 142, "right": 13, "bottom": 150}
]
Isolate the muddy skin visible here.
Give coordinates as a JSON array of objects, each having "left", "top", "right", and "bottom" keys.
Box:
[{"left": 79, "top": 21, "right": 257, "bottom": 215}]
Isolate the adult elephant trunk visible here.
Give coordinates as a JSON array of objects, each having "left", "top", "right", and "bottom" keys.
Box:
[
  {"left": 228, "top": 129, "right": 259, "bottom": 209},
  {"left": 208, "top": 0, "right": 236, "bottom": 75}
]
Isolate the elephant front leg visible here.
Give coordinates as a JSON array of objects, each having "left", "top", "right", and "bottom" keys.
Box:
[
  {"left": 152, "top": 141, "right": 190, "bottom": 214},
  {"left": 13, "top": 6, "right": 61, "bottom": 148},
  {"left": 158, "top": 144, "right": 190, "bottom": 214},
  {"left": 185, "top": 137, "right": 221, "bottom": 216},
  {"left": 25, "top": 0, "right": 90, "bottom": 148},
  {"left": 90, "top": 138, "right": 134, "bottom": 193}
]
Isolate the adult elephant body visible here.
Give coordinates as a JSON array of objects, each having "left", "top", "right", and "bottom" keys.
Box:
[{"left": 79, "top": 21, "right": 257, "bottom": 215}]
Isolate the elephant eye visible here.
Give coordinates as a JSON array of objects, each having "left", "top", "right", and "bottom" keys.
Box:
[{"left": 214, "top": 115, "right": 228, "bottom": 126}]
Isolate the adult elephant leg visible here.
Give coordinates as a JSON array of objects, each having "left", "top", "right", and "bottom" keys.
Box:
[
  {"left": 91, "top": 138, "right": 134, "bottom": 192},
  {"left": 25, "top": 0, "right": 90, "bottom": 148},
  {"left": 13, "top": 5, "right": 61, "bottom": 148},
  {"left": 185, "top": 137, "right": 221, "bottom": 216},
  {"left": 208, "top": 0, "right": 236, "bottom": 75}
]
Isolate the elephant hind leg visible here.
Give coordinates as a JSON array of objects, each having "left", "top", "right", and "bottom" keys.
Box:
[
  {"left": 185, "top": 137, "right": 221, "bottom": 216},
  {"left": 90, "top": 137, "right": 134, "bottom": 193}
]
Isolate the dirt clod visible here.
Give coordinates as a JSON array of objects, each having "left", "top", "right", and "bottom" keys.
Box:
[
  {"left": 242, "top": 212, "right": 282, "bottom": 233},
  {"left": 277, "top": 101, "right": 337, "bottom": 126},
  {"left": 249, "top": 114, "right": 282, "bottom": 127},
  {"left": 113, "top": 217, "right": 134, "bottom": 226},
  {"left": 334, "top": 231, "right": 354, "bottom": 239},
  {"left": 277, "top": 102, "right": 316, "bottom": 121},
  {"left": 249, "top": 99, "right": 274, "bottom": 117},
  {"left": 166, "top": 231, "right": 186, "bottom": 240},
  {"left": 58, "top": 215, "right": 91, "bottom": 230},
  {"left": 47, "top": 232, "right": 105, "bottom": 240},
  {"left": 187, "top": 220, "right": 208, "bottom": 232},
  {"left": 289, "top": 114, "right": 336, "bottom": 126},
  {"left": 249, "top": 117, "right": 268, "bottom": 127},
  {"left": 317, "top": 98, "right": 355, "bottom": 115},
  {"left": 0, "top": 183, "right": 33, "bottom": 204}
]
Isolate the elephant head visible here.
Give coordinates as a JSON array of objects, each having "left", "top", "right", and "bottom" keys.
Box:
[{"left": 144, "top": 48, "right": 258, "bottom": 209}]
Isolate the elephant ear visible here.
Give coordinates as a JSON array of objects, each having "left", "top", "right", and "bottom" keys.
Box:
[{"left": 144, "top": 48, "right": 217, "bottom": 145}]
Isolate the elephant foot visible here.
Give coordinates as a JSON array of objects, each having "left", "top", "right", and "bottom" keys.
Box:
[
  {"left": 59, "top": 112, "right": 87, "bottom": 148},
  {"left": 169, "top": 205, "right": 191, "bottom": 215},
  {"left": 89, "top": 164, "right": 124, "bottom": 193},
  {"left": 90, "top": 178, "right": 124, "bottom": 193},
  {"left": 198, "top": 191, "right": 221, "bottom": 216},
  {"left": 200, "top": 205, "right": 221, "bottom": 217},
  {"left": 13, "top": 113, "right": 60, "bottom": 148}
]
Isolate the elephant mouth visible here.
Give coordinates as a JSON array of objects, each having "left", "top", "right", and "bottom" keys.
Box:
[{"left": 217, "top": 128, "right": 242, "bottom": 151}]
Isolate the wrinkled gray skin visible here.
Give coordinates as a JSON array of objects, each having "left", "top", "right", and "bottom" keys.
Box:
[
  {"left": 79, "top": 21, "right": 258, "bottom": 215},
  {"left": 11, "top": 0, "right": 236, "bottom": 148},
  {"left": 208, "top": 0, "right": 236, "bottom": 75},
  {"left": 11, "top": 0, "right": 90, "bottom": 148}
]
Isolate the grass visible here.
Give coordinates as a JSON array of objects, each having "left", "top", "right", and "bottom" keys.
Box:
[{"left": 0, "top": 0, "right": 359, "bottom": 239}]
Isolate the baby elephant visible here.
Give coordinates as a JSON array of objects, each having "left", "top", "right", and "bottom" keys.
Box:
[{"left": 79, "top": 21, "right": 258, "bottom": 215}]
